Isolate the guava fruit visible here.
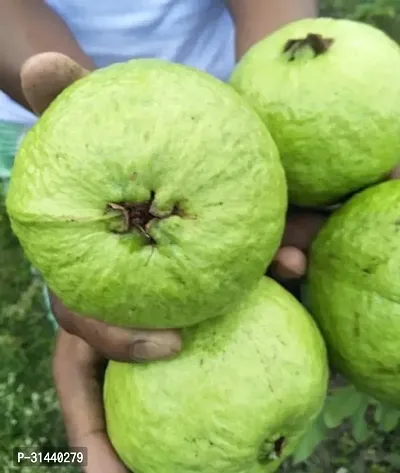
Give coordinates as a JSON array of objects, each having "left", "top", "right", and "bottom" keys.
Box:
[
  {"left": 104, "top": 277, "right": 329, "bottom": 473},
  {"left": 306, "top": 180, "right": 400, "bottom": 406},
  {"left": 230, "top": 18, "right": 400, "bottom": 207},
  {"left": 6, "top": 59, "right": 287, "bottom": 328}
]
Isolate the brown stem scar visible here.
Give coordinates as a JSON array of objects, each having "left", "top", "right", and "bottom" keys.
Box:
[
  {"left": 283, "top": 33, "right": 334, "bottom": 61},
  {"left": 274, "top": 436, "right": 285, "bottom": 457},
  {"left": 107, "top": 191, "right": 183, "bottom": 244}
]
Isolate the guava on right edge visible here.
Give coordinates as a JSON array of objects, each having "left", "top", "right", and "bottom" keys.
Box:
[{"left": 306, "top": 180, "right": 400, "bottom": 406}]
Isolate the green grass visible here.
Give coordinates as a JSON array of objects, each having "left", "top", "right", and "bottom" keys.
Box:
[
  {"left": 1, "top": 192, "right": 399, "bottom": 473},
  {"left": 0, "top": 194, "right": 74, "bottom": 472}
]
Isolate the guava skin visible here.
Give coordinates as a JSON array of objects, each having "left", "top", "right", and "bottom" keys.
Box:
[
  {"left": 230, "top": 18, "right": 400, "bottom": 207},
  {"left": 6, "top": 59, "right": 287, "bottom": 328},
  {"left": 307, "top": 181, "right": 400, "bottom": 406},
  {"left": 104, "top": 278, "right": 329, "bottom": 473}
]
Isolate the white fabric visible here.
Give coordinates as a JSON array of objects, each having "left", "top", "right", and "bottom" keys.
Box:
[{"left": 0, "top": 0, "right": 235, "bottom": 125}]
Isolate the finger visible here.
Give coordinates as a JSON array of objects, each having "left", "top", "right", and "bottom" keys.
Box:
[
  {"left": 52, "top": 330, "right": 129, "bottom": 473},
  {"left": 271, "top": 246, "right": 308, "bottom": 280},
  {"left": 74, "top": 317, "right": 183, "bottom": 363},
  {"left": 21, "top": 52, "right": 89, "bottom": 115},
  {"left": 49, "top": 292, "right": 183, "bottom": 362},
  {"left": 281, "top": 210, "right": 327, "bottom": 251}
]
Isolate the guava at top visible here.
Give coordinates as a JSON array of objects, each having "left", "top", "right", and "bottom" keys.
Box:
[{"left": 0, "top": 0, "right": 235, "bottom": 126}]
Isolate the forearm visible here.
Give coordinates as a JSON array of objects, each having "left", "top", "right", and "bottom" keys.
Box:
[
  {"left": 0, "top": 0, "right": 95, "bottom": 110},
  {"left": 229, "top": 0, "right": 319, "bottom": 60}
]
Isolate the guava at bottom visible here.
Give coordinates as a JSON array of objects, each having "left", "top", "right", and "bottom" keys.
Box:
[{"left": 104, "top": 278, "right": 328, "bottom": 473}]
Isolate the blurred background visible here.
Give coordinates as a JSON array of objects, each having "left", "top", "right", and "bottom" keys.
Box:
[{"left": 1, "top": 1, "right": 400, "bottom": 472}]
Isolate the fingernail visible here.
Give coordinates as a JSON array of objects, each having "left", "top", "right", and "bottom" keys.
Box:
[
  {"left": 274, "top": 261, "right": 306, "bottom": 279},
  {"left": 271, "top": 246, "right": 307, "bottom": 280},
  {"left": 131, "top": 340, "right": 180, "bottom": 362}
]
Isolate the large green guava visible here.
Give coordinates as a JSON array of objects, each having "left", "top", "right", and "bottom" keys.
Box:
[
  {"left": 306, "top": 180, "right": 400, "bottom": 406},
  {"left": 6, "top": 59, "right": 287, "bottom": 328},
  {"left": 104, "top": 277, "right": 329, "bottom": 473},
  {"left": 230, "top": 18, "right": 400, "bottom": 207}
]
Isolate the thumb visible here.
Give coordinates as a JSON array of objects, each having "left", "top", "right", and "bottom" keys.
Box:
[
  {"left": 21, "top": 52, "right": 89, "bottom": 116},
  {"left": 76, "top": 318, "right": 183, "bottom": 363},
  {"left": 49, "top": 291, "right": 183, "bottom": 362}
]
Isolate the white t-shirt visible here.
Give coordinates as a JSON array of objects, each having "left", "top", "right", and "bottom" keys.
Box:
[{"left": 0, "top": 0, "right": 235, "bottom": 126}]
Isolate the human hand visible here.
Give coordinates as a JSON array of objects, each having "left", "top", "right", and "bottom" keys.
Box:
[
  {"left": 50, "top": 295, "right": 180, "bottom": 473},
  {"left": 271, "top": 167, "right": 400, "bottom": 281},
  {"left": 50, "top": 290, "right": 181, "bottom": 473},
  {"left": 50, "top": 282, "right": 181, "bottom": 471},
  {"left": 21, "top": 52, "right": 182, "bottom": 472},
  {"left": 53, "top": 328, "right": 129, "bottom": 473}
]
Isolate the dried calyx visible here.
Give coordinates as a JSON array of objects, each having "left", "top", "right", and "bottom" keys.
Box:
[
  {"left": 274, "top": 436, "right": 285, "bottom": 457},
  {"left": 107, "top": 191, "right": 180, "bottom": 243},
  {"left": 258, "top": 435, "right": 286, "bottom": 464},
  {"left": 283, "top": 33, "right": 334, "bottom": 61}
]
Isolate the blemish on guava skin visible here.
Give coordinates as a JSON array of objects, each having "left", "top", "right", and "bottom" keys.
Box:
[
  {"left": 376, "top": 363, "right": 400, "bottom": 374},
  {"left": 128, "top": 172, "right": 137, "bottom": 181},
  {"left": 353, "top": 311, "right": 361, "bottom": 338},
  {"left": 268, "top": 381, "right": 274, "bottom": 393}
]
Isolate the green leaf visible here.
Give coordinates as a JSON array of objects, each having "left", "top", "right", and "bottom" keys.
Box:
[
  {"left": 385, "top": 453, "right": 400, "bottom": 468},
  {"left": 374, "top": 402, "right": 383, "bottom": 424},
  {"left": 322, "top": 385, "right": 366, "bottom": 428},
  {"left": 350, "top": 402, "right": 371, "bottom": 443},
  {"left": 352, "top": 457, "right": 367, "bottom": 473},
  {"left": 292, "top": 415, "right": 328, "bottom": 464},
  {"left": 376, "top": 403, "right": 400, "bottom": 432}
]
